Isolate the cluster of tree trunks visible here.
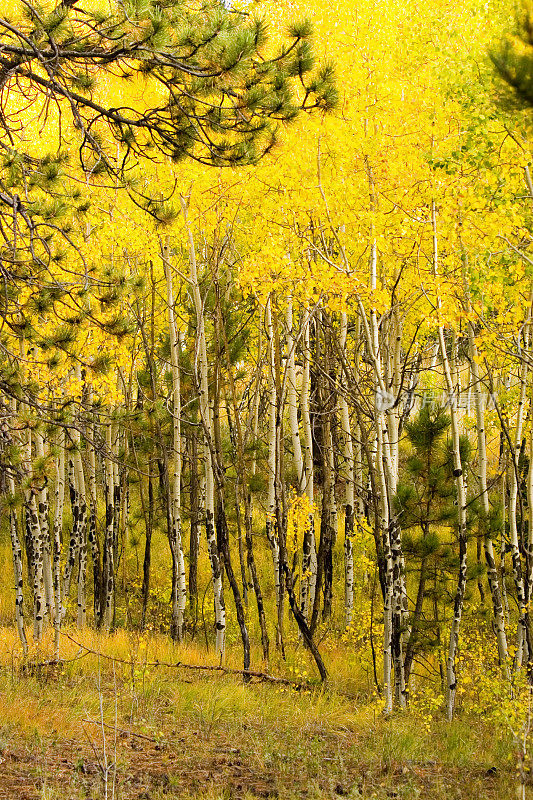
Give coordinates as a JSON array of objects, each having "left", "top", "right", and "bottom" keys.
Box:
[{"left": 4, "top": 197, "right": 533, "bottom": 720}]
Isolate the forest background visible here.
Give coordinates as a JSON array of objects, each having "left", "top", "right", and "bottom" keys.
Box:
[{"left": 2, "top": 0, "right": 533, "bottom": 798}]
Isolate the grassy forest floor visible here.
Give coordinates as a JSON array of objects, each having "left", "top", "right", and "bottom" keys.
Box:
[{"left": 0, "top": 628, "right": 527, "bottom": 800}]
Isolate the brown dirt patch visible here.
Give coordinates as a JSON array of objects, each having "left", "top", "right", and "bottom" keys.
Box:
[{"left": 0, "top": 724, "right": 517, "bottom": 799}]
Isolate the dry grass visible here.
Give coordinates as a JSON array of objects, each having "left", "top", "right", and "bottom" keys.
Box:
[{"left": 0, "top": 625, "right": 525, "bottom": 800}]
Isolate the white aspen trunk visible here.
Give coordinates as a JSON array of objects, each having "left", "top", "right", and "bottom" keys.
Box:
[
  {"left": 53, "top": 428, "right": 65, "bottom": 660},
  {"left": 119, "top": 419, "right": 130, "bottom": 611},
  {"left": 442, "top": 330, "right": 468, "bottom": 721},
  {"left": 61, "top": 458, "right": 78, "bottom": 614},
  {"left": 250, "top": 325, "right": 262, "bottom": 482},
  {"left": 23, "top": 421, "right": 44, "bottom": 642},
  {"left": 8, "top": 397, "right": 28, "bottom": 655},
  {"left": 501, "top": 468, "right": 511, "bottom": 625},
  {"left": 340, "top": 313, "right": 355, "bottom": 628},
  {"left": 507, "top": 300, "right": 532, "bottom": 670},
  {"left": 362, "top": 174, "right": 405, "bottom": 657},
  {"left": 9, "top": 488, "right": 28, "bottom": 654},
  {"left": 378, "top": 418, "right": 393, "bottom": 714},
  {"left": 352, "top": 317, "right": 368, "bottom": 581},
  {"left": 432, "top": 202, "right": 468, "bottom": 721},
  {"left": 163, "top": 245, "right": 186, "bottom": 641},
  {"left": 364, "top": 231, "right": 396, "bottom": 711},
  {"left": 463, "top": 265, "right": 509, "bottom": 676},
  {"left": 300, "top": 315, "right": 316, "bottom": 618},
  {"left": 72, "top": 365, "right": 88, "bottom": 628},
  {"left": 384, "top": 301, "right": 407, "bottom": 707},
  {"left": 112, "top": 416, "right": 120, "bottom": 563},
  {"left": 35, "top": 431, "right": 54, "bottom": 622},
  {"left": 358, "top": 214, "right": 400, "bottom": 710},
  {"left": 286, "top": 297, "right": 305, "bottom": 493},
  {"left": 430, "top": 340, "right": 439, "bottom": 371},
  {"left": 177, "top": 339, "right": 187, "bottom": 628},
  {"left": 386, "top": 307, "right": 402, "bottom": 486},
  {"left": 524, "top": 175, "right": 533, "bottom": 638},
  {"left": 527, "top": 391, "right": 533, "bottom": 631},
  {"left": 73, "top": 441, "right": 88, "bottom": 629},
  {"left": 510, "top": 350, "right": 530, "bottom": 668},
  {"left": 102, "top": 420, "right": 115, "bottom": 631},
  {"left": 265, "top": 298, "right": 282, "bottom": 622},
  {"left": 28, "top": 490, "right": 45, "bottom": 642},
  {"left": 86, "top": 385, "right": 102, "bottom": 625},
  {"left": 181, "top": 195, "right": 225, "bottom": 658},
  {"left": 451, "top": 331, "right": 462, "bottom": 398},
  {"left": 318, "top": 312, "right": 337, "bottom": 623},
  {"left": 20, "top": 340, "right": 45, "bottom": 642}
]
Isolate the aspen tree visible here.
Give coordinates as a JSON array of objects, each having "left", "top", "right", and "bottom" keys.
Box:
[
  {"left": 507, "top": 306, "right": 532, "bottom": 669},
  {"left": 52, "top": 427, "right": 65, "bottom": 659},
  {"left": 212, "top": 281, "right": 251, "bottom": 672},
  {"left": 265, "top": 296, "right": 282, "bottom": 642},
  {"left": 269, "top": 298, "right": 327, "bottom": 680},
  {"left": 18, "top": 340, "right": 44, "bottom": 641},
  {"left": 286, "top": 297, "right": 305, "bottom": 495},
  {"left": 101, "top": 420, "right": 115, "bottom": 631},
  {"left": 62, "top": 457, "right": 78, "bottom": 613},
  {"left": 8, "top": 397, "right": 28, "bottom": 655},
  {"left": 35, "top": 430, "right": 54, "bottom": 621},
  {"left": 112, "top": 415, "right": 121, "bottom": 568},
  {"left": 28, "top": 488, "right": 44, "bottom": 642},
  {"left": 21, "top": 413, "right": 45, "bottom": 642},
  {"left": 356, "top": 232, "right": 401, "bottom": 708},
  {"left": 345, "top": 160, "right": 407, "bottom": 708},
  {"left": 218, "top": 298, "right": 270, "bottom": 664},
  {"left": 339, "top": 312, "right": 355, "bottom": 628},
  {"left": 85, "top": 387, "right": 102, "bottom": 625},
  {"left": 432, "top": 202, "right": 469, "bottom": 721},
  {"left": 300, "top": 315, "right": 317, "bottom": 619},
  {"left": 527, "top": 386, "right": 533, "bottom": 633},
  {"left": 163, "top": 244, "right": 186, "bottom": 641},
  {"left": 138, "top": 261, "right": 157, "bottom": 631},
  {"left": 310, "top": 312, "right": 337, "bottom": 628},
  {"left": 181, "top": 194, "right": 226, "bottom": 658},
  {"left": 352, "top": 318, "right": 369, "bottom": 584},
  {"left": 462, "top": 251, "right": 510, "bottom": 676},
  {"left": 72, "top": 365, "right": 88, "bottom": 629},
  {"left": 188, "top": 430, "right": 200, "bottom": 626}
]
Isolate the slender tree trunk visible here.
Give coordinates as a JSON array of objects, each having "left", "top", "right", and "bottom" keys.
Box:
[
  {"left": 28, "top": 490, "right": 45, "bottom": 642},
  {"left": 219, "top": 303, "right": 270, "bottom": 665},
  {"left": 101, "top": 421, "right": 115, "bottom": 631},
  {"left": 53, "top": 428, "right": 65, "bottom": 659},
  {"left": 463, "top": 265, "right": 509, "bottom": 676},
  {"left": 23, "top": 418, "right": 45, "bottom": 642},
  {"left": 508, "top": 330, "right": 531, "bottom": 669},
  {"left": 181, "top": 194, "right": 226, "bottom": 658},
  {"left": 86, "top": 391, "right": 102, "bottom": 625},
  {"left": 321, "top": 321, "right": 337, "bottom": 621},
  {"left": 189, "top": 430, "right": 200, "bottom": 627},
  {"left": 62, "top": 459, "right": 78, "bottom": 614},
  {"left": 73, "top": 443, "right": 88, "bottom": 629},
  {"left": 286, "top": 297, "right": 305, "bottom": 493},
  {"left": 163, "top": 244, "right": 186, "bottom": 641},
  {"left": 141, "top": 473, "right": 153, "bottom": 631},
  {"left": 432, "top": 202, "right": 469, "bottom": 721},
  {"left": 340, "top": 313, "right": 355, "bottom": 628},
  {"left": 35, "top": 431, "right": 54, "bottom": 622},
  {"left": 300, "top": 316, "right": 316, "bottom": 619},
  {"left": 8, "top": 398, "right": 28, "bottom": 655},
  {"left": 266, "top": 298, "right": 283, "bottom": 647}
]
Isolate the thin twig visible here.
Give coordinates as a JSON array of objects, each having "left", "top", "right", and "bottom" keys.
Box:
[{"left": 82, "top": 719, "right": 160, "bottom": 743}]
